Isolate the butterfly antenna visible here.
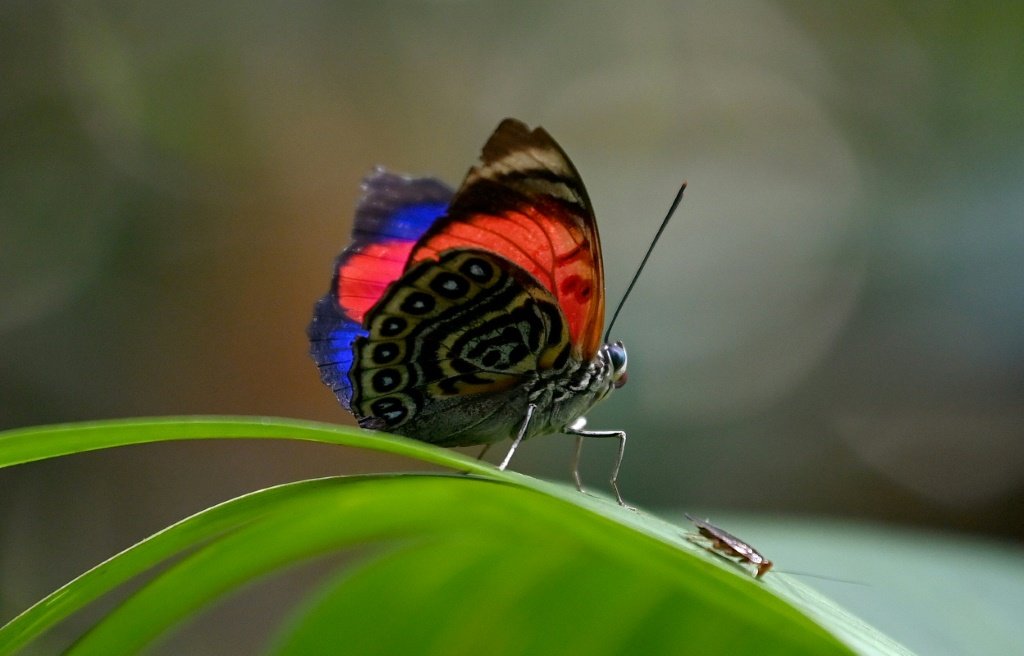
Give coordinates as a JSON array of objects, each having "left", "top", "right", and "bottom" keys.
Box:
[{"left": 603, "top": 181, "right": 687, "bottom": 343}]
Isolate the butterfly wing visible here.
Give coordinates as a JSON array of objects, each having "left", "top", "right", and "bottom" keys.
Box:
[
  {"left": 410, "top": 118, "right": 606, "bottom": 360},
  {"left": 348, "top": 248, "right": 572, "bottom": 445},
  {"left": 311, "top": 120, "right": 608, "bottom": 447},
  {"left": 308, "top": 169, "right": 453, "bottom": 409}
]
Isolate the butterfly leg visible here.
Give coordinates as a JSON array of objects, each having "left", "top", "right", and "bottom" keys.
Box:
[
  {"left": 572, "top": 435, "right": 585, "bottom": 492},
  {"left": 564, "top": 419, "right": 629, "bottom": 507},
  {"left": 498, "top": 403, "right": 536, "bottom": 471}
]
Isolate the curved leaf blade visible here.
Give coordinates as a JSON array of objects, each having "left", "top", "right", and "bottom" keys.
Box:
[
  {"left": 66, "top": 476, "right": 851, "bottom": 655},
  {"left": 0, "top": 417, "right": 913, "bottom": 655},
  {"left": 0, "top": 416, "right": 484, "bottom": 474}
]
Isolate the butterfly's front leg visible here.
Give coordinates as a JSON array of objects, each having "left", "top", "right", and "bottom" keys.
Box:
[
  {"left": 498, "top": 403, "right": 536, "bottom": 471},
  {"left": 564, "top": 417, "right": 630, "bottom": 507}
]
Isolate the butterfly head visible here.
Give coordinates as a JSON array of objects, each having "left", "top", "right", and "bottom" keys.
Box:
[{"left": 603, "top": 340, "right": 628, "bottom": 389}]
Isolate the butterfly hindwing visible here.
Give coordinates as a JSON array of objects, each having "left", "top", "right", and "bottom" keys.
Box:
[
  {"left": 410, "top": 119, "right": 606, "bottom": 360},
  {"left": 308, "top": 169, "right": 453, "bottom": 409},
  {"left": 349, "top": 249, "right": 572, "bottom": 445}
]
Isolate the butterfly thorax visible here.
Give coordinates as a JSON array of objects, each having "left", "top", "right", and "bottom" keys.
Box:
[{"left": 524, "top": 339, "right": 626, "bottom": 433}]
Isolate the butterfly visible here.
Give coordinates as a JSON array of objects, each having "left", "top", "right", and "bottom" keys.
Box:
[{"left": 308, "top": 118, "right": 630, "bottom": 505}]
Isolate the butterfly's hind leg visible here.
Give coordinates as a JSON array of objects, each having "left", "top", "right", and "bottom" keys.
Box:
[
  {"left": 498, "top": 403, "right": 536, "bottom": 471},
  {"left": 564, "top": 418, "right": 630, "bottom": 508}
]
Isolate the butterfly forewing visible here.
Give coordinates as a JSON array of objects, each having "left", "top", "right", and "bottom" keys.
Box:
[{"left": 411, "top": 119, "right": 606, "bottom": 360}]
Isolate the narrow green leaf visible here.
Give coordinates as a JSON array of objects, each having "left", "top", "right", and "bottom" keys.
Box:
[
  {"left": 0, "top": 417, "right": 915, "bottom": 655},
  {"left": 0, "top": 416, "right": 485, "bottom": 474},
  {"left": 67, "top": 477, "right": 852, "bottom": 655}
]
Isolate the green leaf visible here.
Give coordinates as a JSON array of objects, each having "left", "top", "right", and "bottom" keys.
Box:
[
  {"left": 0, "top": 417, "right": 912, "bottom": 655},
  {"left": 66, "top": 477, "right": 847, "bottom": 655},
  {"left": 0, "top": 416, "right": 484, "bottom": 474}
]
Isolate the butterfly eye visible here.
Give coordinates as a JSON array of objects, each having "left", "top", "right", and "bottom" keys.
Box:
[{"left": 607, "top": 341, "right": 627, "bottom": 388}]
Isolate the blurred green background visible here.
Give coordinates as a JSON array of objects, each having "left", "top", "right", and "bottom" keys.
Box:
[{"left": 2, "top": 0, "right": 1022, "bottom": 652}]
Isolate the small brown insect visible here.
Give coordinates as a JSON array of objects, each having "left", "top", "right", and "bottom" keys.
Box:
[{"left": 684, "top": 513, "right": 773, "bottom": 579}]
